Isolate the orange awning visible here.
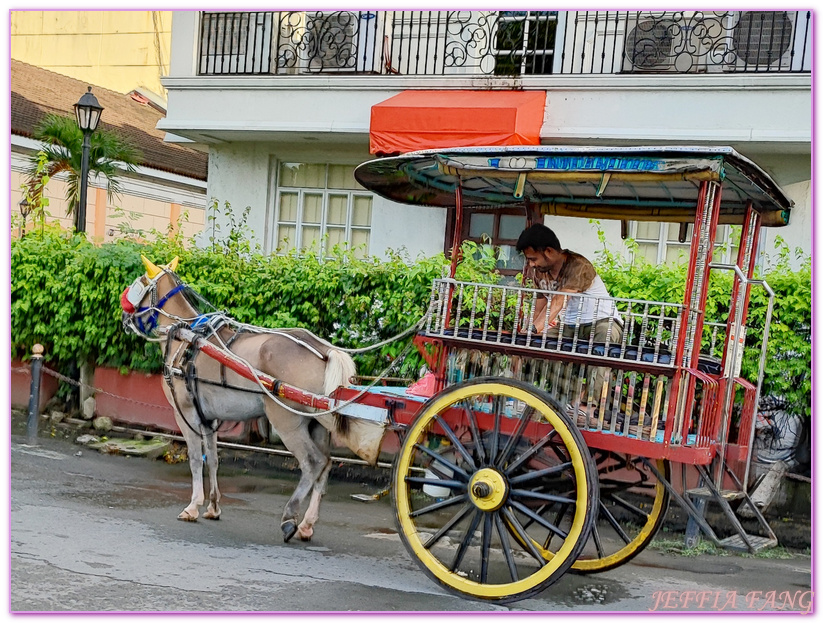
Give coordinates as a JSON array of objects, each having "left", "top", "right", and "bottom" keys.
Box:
[{"left": 369, "top": 90, "right": 546, "bottom": 155}]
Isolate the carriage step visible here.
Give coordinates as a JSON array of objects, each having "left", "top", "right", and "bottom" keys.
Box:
[
  {"left": 686, "top": 487, "right": 745, "bottom": 500},
  {"left": 717, "top": 534, "right": 778, "bottom": 553}
]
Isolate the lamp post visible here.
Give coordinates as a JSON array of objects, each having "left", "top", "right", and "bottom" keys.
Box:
[
  {"left": 18, "top": 197, "right": 30, "bottom": 238},
  {"left": 73, "top": 86, "right": 103, "bottom": 234}
]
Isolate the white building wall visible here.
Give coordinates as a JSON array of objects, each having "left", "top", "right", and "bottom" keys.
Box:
[
  {"left": 203, "top": 142, "right": 272, "bottom": 249},
  {"left": 164, "top": 10, "right": 811, "bottom": 268},
  {"left": 370, "top": 196, "right": 447, "bottom": 260},
  {"left": 546, "top": 217, "right": 627, "bottom": 264},
  {"left": 761, "top": 180, "right": 812, "bottom": 270}
]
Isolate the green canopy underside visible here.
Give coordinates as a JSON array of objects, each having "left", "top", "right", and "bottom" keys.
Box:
[{"left": 354, "top": 146, "right": 792, "bottom": 227}]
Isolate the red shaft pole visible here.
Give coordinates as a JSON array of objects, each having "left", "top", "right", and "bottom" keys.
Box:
[{"left": 173, "top": 328, "right": 333, "bottom": 411}]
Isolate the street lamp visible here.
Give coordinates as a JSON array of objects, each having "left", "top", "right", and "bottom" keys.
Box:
[
  {"left": 73, "top": 86, "right": 103, "bottom": 234},
  {"left": 18, "top": 197, "right": 30, "bottom": 238}
]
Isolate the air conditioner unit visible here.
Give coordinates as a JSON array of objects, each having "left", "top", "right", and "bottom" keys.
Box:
[
  {"left": 622, "top": 14, "right": 719, "bottom": 73},
  {"left": 725, "top": 11, "right": 811, "bottom": 72},
  {"left": 300, "top": 11, "right": 387, "bottom": 73},
  {"left": 199, "top": 12, "right": 274, "bottom": 74}
]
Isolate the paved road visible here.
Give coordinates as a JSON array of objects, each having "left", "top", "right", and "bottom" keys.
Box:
[{"left": 9, "top": 424, "right": 813, "bottom": 616}]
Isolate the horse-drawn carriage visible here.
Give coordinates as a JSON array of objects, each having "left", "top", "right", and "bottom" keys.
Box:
[{"left": 122, "top": 145, "right": 788, "bottom": 604}]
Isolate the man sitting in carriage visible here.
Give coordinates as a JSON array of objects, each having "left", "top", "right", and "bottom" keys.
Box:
[{"left": 516, "top": 223, "right": 623, "bottom": 410}]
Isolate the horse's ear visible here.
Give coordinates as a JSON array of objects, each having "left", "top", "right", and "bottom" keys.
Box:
[
  {"left": 165, "top": 257, "right": 179, "bottom": 272},
  {"left": 141, "top": 255, "right": 162, "bottom": 279}
]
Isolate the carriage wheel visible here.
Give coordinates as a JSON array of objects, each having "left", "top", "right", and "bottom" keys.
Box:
[
  {"left": 507, "top": 452, "right": 669, "bottom": 573},
  {"left": 392, "top": 377, "right": 597, "bottom": 603},
  {"left": 570, "top": 453, "right": 669, "bottom": 572}
]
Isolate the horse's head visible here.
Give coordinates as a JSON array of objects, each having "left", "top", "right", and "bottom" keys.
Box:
[{"left": 121, "top": 255, "right": 187, "bottom": 337}]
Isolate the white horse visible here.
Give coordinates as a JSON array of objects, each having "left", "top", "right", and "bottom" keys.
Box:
[{"left": 121, "top": 255, "right": 378, "bottom": 543}]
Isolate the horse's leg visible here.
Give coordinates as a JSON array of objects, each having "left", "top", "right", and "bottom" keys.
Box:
[
  {"left": 173, "top": 407, "right": 206, "bottom": 522},
  {"left": 276, "top": 420, "right": 328, "bottom": 543},
  {"left": 202, "top": 430, "right": 221, "bottom": 520},
  {"left": 297, "top": 422, "right": 332, "bottom": 541}
]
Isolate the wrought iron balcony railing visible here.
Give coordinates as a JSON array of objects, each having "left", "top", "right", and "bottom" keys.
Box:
[{"left": 198, "top": 10, "right": 811, "bottom": 77}]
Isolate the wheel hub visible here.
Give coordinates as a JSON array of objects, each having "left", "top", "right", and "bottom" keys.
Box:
[{"left": 469, "top": 468, "right": 508, "bottom": 511}]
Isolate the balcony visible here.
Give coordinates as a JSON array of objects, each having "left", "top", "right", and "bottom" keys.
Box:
[{"left": 196, "top": 10, "right": 812, "bottom": 78}]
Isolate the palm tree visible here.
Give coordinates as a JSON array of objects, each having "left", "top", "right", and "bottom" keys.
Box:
[{"left": 25, "top": 113, "right": 141, "bottom": 218}]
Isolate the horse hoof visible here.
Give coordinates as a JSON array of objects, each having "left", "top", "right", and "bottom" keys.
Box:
[
  {"left": 282, "top": 520, "right": 298, "bottom": 543},
  {"left": 203, "top": 511, "right": 221, "bottom": 520},
  {"left": 297, "top": 526, "right": 313, "bottom": 541},
  {"left": 177, "top": 510, "right": 198, "bottom": 522}
]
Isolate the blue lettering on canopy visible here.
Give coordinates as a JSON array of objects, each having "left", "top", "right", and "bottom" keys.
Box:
[
  {"left": 484, "top": 156, "right": 666, "bottom": 171},
  {"left": 532, "top": 156, "right": 663, "bottom": 171}
]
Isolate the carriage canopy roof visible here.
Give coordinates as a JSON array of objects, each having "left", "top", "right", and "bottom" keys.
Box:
[{"left": 354, "top": 146, "right": 792, "bottom": 227}]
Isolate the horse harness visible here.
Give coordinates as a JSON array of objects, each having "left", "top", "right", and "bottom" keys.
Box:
[{"left": 162, "top": 316, "right": 328, "bottom": 436}]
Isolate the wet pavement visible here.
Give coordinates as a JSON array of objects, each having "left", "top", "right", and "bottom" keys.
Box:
[{"left": 9, "top": 414, "right": 814, "bottom": 615}]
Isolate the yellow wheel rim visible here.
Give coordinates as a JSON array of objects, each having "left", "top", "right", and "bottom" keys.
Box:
[
  {"left": 572, "top": 457, "right": 667, "bottom": 572},
  {"left": 515, "top": 456, "right": 668, "bottom": 573},
  {"left": 394, "top": 381, "right": 592, "bottom": 601}
]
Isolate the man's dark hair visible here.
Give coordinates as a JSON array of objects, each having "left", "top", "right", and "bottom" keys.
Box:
[{"left": 516, "top": 224, "right": 562, "bottom": 253}]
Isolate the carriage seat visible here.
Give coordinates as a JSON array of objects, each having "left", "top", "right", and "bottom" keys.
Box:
[{"left": 435, "top": 327, "right": 722, "bottom": 375}]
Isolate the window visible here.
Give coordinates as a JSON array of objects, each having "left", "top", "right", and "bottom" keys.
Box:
[
  {"left": 274, "top": 163, "right": 372, "bottom": 258},
  {"left": 632, "top": 222, "right": 741, "bottom": 265},
  {"left": 494, "top": 11, "right": 558, "bottom": 75},
  {"left": 462, "top": 209, "right": 527, "bottom": 276}
]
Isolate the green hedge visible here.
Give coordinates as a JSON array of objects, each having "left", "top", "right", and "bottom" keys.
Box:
[
  {"left": 11, "top": 225, "right": 810, "bottom": 417},
  {"left": 10, "top": 225, "right": 499, "bottom": 380}
]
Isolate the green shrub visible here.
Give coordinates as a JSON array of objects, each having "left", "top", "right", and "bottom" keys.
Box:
[
  {"left": 10, "top": 224, "right": 498, "bottom": 380},
  {"left": 594, "top": 231, "right": 811, "bottom": 418}
]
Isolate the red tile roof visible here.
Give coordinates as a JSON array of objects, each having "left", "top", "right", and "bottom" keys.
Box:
[{"left": 11, "top": 59, "right": 207, "bottom": 181}]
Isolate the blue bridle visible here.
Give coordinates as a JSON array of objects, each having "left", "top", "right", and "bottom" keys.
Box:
[{"left": 134, "top": 283, "right": 187, "bottom": 335}]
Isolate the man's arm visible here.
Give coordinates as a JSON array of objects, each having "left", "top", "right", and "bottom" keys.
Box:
[{"left": 532, "top": 289, "right": 576, "bottom": 333}]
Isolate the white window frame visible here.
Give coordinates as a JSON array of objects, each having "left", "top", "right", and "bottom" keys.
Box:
[
  {"left": 273, "top": 162, "right": 372, "bottom": 258},
  {"left": 630, "top": 221, "right": 742, "bottom": 265}
]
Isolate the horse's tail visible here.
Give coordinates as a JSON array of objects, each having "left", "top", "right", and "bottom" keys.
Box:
[
  {"left": 324, "top": 348, "right": 357, "bottom": 395},
  {"left": 324, "top": 349, "right": 356, "bottom": 437}
]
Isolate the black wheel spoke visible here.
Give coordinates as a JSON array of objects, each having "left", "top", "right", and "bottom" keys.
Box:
[
  {"left": 508, "top": 499, "right": 569, "bottom": 539},
  {"left": 494, "top": 511, "right": 520, "bottom": 582},
  {"left": 414, "top": 443, "right": 471, "bottom": 481},
  {"left": 451, "top": 509, "right": 482, "bottom": 572},
  {"left": 502, "top": 506, "right": 547, "bottom": 566},
  {"left": 600, "top": 478, "right": 653, "bottom": 494},
  {"left": 543, "top": 503, "right": 570, "bottom": 549},
  {"left": 546, "top": 438, "right": 570, "bottom": 464},
  {"left": 509, "top": 461, "right": 573, "bottom": 485},
  {"left": 461, "top": 399, "right": 487, "bottom": 465},
  {"left": 495, "top": 406, "right": 535, "bottom": 468},
  {"left": 480, "top": 512, "right": 493, "bottom": 583},
  {"left": 490, "top": 396, "right": 501, "bottom": 465},
  {"left": 423, "top": 502, "right": 475, "bottom": 549},
  {"left": 410, "top": 493, "right": 469, "bottom": 518},
  {"left": 608, "top": 493, "right": 650, "bottom": 521},
  {"left": 511, "top": 489, "right": 576, "bottom": 505},
  {"left": 505, "top": 429, "right": 557, "bottom": 476},
  {"left": 404, "top": 477, "right": 467, "bottom": 491},
  {"left": 434, "top": 414, "right": 477, "bottom": 471},
  {"left": 600, "top": 500, "right": 633, "bottom": 544},
  {"left": 427, "top": 463, "right": 454, "bottom": 481},
  {"left": 591, "top": 521, "right": 606, "bottom": 557}
]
